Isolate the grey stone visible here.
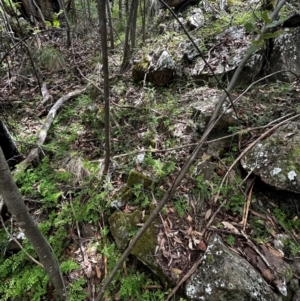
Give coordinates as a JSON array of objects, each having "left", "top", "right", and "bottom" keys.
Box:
[
  {"left": 241, "top": 121, "right": 300, "bottom": 193},
  {"left": 185, "top": 234, "right": 280, "bottom": 301}
]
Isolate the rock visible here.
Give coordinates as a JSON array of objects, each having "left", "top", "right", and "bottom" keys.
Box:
[
  {"left": 118, "top": 169, "right": 154, "bottom": 204},
  {"left": 132, "top": 56, "right": 150, "bottom": 82},
  {"left": 191, "top": 26, "right": 264, "bottom": 86},
  {"left": 132, "top": 51, "right": 175, "bottom": 86},
  {"left": 162, "top": 0, "right": 200, "bottom": 11},
  {"left": 108, "top": 210, "right": 169, "bottom": 284},
  {"left": 269, "top": 28, "right": 300, "bottom": 82},
  {"left": 108, "top": 210, "right": 143, "bottom": 251},
  {"left": 182, "top": 39, "right": 202, "bottom": 63},
  {"left": 241, "top": 121, "right": 300, "bottom": 193},
  {"left": 150, "top": 51, "right": 176, "bottom": 86},
  {"left": 190, "top": 87, "right": 236, "bottom": 134},
  {"left": 187, "top": 8, "right": 204, "bottom": 30},
  {"left": 185, "top": 234, "right": 280, "bottom": 301}
]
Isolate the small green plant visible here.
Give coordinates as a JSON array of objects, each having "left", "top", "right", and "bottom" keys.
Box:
[
  {"left": 131, "top": 183, "right": 151, "bottom": 208},
  {"left": 174, "top": 197, "right": 189, "bottom": 218},
  {"left": 144, "top": 154, "right": 176, "bottom": 179},
  {"left": 226, "top": 235, "right": 235, "bottom": 247}
]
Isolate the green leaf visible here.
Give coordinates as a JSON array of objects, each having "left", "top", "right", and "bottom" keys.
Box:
[
  {"left": 53, "top": 19, "right": 60, "bottom": 28},
  {"left": 246, "top": 44, "right": 260, "bottom": 55},
  {"left": 266, "top": 20, "right": 283, "bottom": 29},
  {"left": 45, "top": 21, "right": 52, "bottom": 27},
  {"left": 244, "top": 22, "right": 254, "bottom": 33},
  {"left": 261, "top": 31, "right": 281, "bottom": 39},
  {"left": 261, "top": 11, "right": 271, "bottom": 24}
]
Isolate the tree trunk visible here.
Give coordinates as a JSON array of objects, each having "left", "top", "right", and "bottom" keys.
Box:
[
  {"left": 98, "top": 0, "right": 110, "bottom": 173},
  {"left": 0, "top": 147, "right": 66, "bottom": 299}
]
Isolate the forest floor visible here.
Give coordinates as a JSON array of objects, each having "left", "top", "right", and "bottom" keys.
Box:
[{"left": 1, "top": 5, "right": 300, "bottom": 301}]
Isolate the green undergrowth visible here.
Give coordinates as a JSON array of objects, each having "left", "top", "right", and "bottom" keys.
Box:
[{"left": 1, "top": 153, "right": 179, "bottom": 300}]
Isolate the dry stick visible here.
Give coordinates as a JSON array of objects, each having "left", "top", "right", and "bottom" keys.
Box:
[
  {"left": 94, "top": 1, "right": 287, "bottom": 300},
  {"left": 94, "top": 113, "right": 293, "bottom": 162},
  {"left": 166, "top": 257, "right": 204, "bottom": 301},
  {"left": 206, "top": 113, "right": 300, "bottom": 229},
  {"left": 241, "top": 180, "right": 255, "bottom": 231},
  {"left": 231, "top": 70, "right": 299, "bottom": 105},
  {"left": 21, "top": 88, "right": 87, "bottom": 165}
]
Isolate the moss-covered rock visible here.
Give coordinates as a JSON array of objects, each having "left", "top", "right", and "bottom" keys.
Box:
[
  {"left": 108, "top": 210, "right": 142, "bottom": 251},
  {"left": 132, "top": 57, "right": 150, "bottom": 82},
  {"left": 108, "top": 209, "right": 170, "bottom": 284},
  {"left": 119, "top": 169, "right": 154, "bottom": 204}
]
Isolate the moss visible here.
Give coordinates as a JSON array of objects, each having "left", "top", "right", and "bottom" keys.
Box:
[
  {"left": 126, "top": 169, "right": 153, "bottom": 189},
  {"left": 132, "top": 58, "right": 150, "bottom": 82},
  {"left": 119, "top": 186, "right": 134, "bottom": 203},
  {"left": 108, "top": 210, "right": 142, "bottom": 251},
  {"left": 131, "top": 215, "right": 170, "bottom": 285},
  {"left": 292, "top": 146, "right": 300, "bottom": 158}
]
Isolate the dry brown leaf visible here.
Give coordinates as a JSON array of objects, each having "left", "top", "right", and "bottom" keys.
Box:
[
  {"left": 205, "top": 209, "right": 212, "bottom": 220},
  {"left": 186, "top": 215, "right": 193, "bottom": 223},
  {"left": 221, "top": 221, "right": 240, "bottom": 234},
  {"left": 85, "top": 264, "right": 93, "bottom": 278},
  {"left": 198, "top": 240, "right": 207, "bottom": 252},
  {"left": 171, "top": 268, "right": 182, "bottom": 279}
]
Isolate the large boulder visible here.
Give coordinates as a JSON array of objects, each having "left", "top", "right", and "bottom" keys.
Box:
[
  {"left": 185, "top": 234, "right": 281, "bottom": 301},
  {"left": 190, "top": 26, "right": 264, "bottom": 86},
  {"left": 241, "top": 121, "right": 300, "bottom": 193},
  {"left": 132, "top": 51, "right": 175, "bottom": 86},
  {"left": 269, "top": 28, "right": 300, "bottom": 82}
]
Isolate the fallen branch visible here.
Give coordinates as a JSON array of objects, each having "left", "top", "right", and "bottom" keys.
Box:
[{"left": 22, "top": 87, "right": 87, "bottom": 165}]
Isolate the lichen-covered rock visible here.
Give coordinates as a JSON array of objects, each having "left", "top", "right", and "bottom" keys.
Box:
[
  {"left": 241, "top": 121, "right": 300, "bottom": 193},
  {"left": 108, "top": 210, "right": 143, "bottom": 251},
  {"left": 191, "top": 26, "right": 264, "bottom": 86},
  {"left": 182, "top": 39, "right": 203, "bottom": 63},
  {"left": 185, "top": 234, "right": 280, "bottom": 301},
  {"left": 269, "top": 28, "right": 300, "bottom": 82},
  {"left": 190, "top": 87, "right": 236, "bottom": 134},
  {"left": 132, "top": 57, "right": 150, "bottom": 82},
  {"left": 187, "top": 8, "right": 204, "bottom": 30},
  {"left": 150, "top": 51, "right": 175, "bottom": 86}
]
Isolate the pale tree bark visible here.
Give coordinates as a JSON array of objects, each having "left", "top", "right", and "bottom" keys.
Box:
[
  {"left": 0, "top": 147, "right": 67, "bottom": 299},
  {"left": 98, "top": 0, "right": 111, "bottom": 173}
]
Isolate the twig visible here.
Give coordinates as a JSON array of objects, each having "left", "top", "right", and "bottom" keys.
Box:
[
  {"left": 241, "top": 230, "right": 271, "bottom": 268},
  {"left": 166, "top": 256, "right": 204, "bottom": 301},
  {"left": 0, "top": 215, "right": 43, "bottom": 267},
  {"left": 241, "top": 179, "right": 254, "bottom": 231}
]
